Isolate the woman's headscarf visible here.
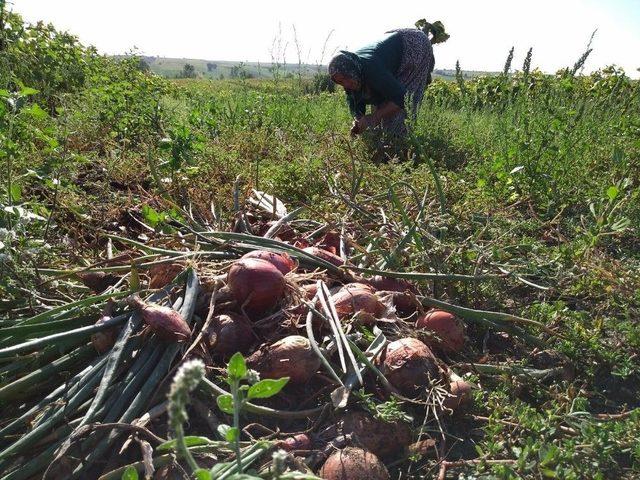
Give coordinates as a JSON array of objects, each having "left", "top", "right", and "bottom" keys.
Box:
[{"left": 328, "top": 51, "right": 363, "bottom": 82}]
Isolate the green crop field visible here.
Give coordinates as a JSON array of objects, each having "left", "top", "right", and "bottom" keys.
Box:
[{"left": 1, "top": 7, "right": 639, "bottom": 480}]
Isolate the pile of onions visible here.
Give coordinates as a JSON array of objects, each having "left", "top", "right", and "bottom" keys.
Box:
[
  {"left": 330, "top": 286, "right": 385, "bottom": 325},
  {"left": 416, "top": 309, "right": 466, "bottom": 354},
  {"left": 302, "top": 246, "right": 344, "bottom": 267},
  {"left": 128, "top": 296, "right": 191, "bottom": 342},
  {"left": 319, "top": 447, "right": 389, "bottom": 480},
  {"left": 227, "top": 258, "right": 285, "bottom": 319},
  {"left": 206, "top": 313, "right": 254, "bottom": 357},
  {"left": 379, "top": 338, "right": 439, "bottom": 395},
  {"left": 247, "top": 335, "right": 320, "bottom": 385},
  {"left": 241, "top": 250, "right": 296, "bottom": 275},
  {"left": 341, "top": 411, "right": 411, "bottom": 457}
]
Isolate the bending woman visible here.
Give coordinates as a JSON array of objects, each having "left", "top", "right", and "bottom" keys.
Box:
[{"left": 328, "top": 28, "right": 434, "bottom": 138}]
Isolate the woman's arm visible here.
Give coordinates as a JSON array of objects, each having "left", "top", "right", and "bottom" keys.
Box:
[{"left": 352, "top": 101, "right": 402, "bottom": 134}]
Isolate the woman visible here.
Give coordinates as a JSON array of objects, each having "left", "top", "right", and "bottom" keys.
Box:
[{"left": 329, "top": 28, "right": 434, "bottom": 138}]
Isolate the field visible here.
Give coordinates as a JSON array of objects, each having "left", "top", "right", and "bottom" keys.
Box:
[{"left": 1, "top": 9, "right": 640, "bottom": 480}]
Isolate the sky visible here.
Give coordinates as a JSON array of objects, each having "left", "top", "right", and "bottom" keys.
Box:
[{"left": 10, "top": 0, "right": 640, "bottom": 77}]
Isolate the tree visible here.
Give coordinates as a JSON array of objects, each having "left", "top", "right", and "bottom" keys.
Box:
[
  {"left": 181, "top": 63, "right": 196, "bottom": 78},
  {"left": 137, "top": 57, "right": 151, "bottom": 72},
  {"left": 206, "top": 62, "right": 217, "bottom": 72}
]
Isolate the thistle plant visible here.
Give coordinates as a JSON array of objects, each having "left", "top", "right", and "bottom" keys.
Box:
[{"left": 168, "top": 359, "right": 206, "bottom": 474}]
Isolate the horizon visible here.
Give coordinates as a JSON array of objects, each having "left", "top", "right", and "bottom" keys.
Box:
[{"left": 11, "top": 0, "right": 640, "bottom": 78}]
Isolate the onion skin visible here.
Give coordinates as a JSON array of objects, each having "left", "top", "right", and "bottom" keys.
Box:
[
  {"left": 91, "top": 302, "right": 117, "bottom": 353},
  {"left": 77, "top": 272, "right": 120, "bottom": 293},
  {"left": 302, "top": 247, "right": 345, "bottom": 267},
  {"left": 443, "top": 380, "right": 473, "bottom": 412},
  {"left": 276, "top": 433, "right": 313, "bottom": 452},
  {"left": 341, "top": 411, "right": 411, "bottom": 457},
  {"left": 227, "top": 258, "right": 285, "bottom": 320},
  {"left": 339, "top": 283, "right": 375, "bottom": 294},
  {"left": 206, "top": 313, "right": 254, "bottom": 357},
  {"left": 247, "top": 335, "right": 320, "bottom": 385},
  {"left": 380, "top": 338, "right": 440, "bottom": 395},
  {"left": 317, "top": 230, "right": 341, "bottom": 254},
  {"left": 319, "top": 447, "right": 390, "bottom": 480},
  {"left": 241, "top": 250, "right": 296, "bottom": 275},
  {"left": 331, "top": 288, "right": 385, "bottom": 325},
  {"left": 129, "top": 296, "right": 191, "bottom": 342},
  {"left": 366, "top": 276, "right": 418, "bottom": 315},
  {"left": 416, "top": 310, "right": 466, "bottom": 354},
  {"left": 148, "top": 263, "right": 183, "bottom": 289}
]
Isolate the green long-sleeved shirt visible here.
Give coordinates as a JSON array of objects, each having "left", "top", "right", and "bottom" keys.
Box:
[{"left": 346, "top": 31, "right": 405, "bottom": 117}]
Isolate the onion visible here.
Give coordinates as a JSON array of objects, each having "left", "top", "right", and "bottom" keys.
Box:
[
  {"left": 331, "top": 288, "right": 385, "bottom": 325},
  {"left": 341, "top": 411, "right": 411, "bottom": 457},
  {"left": 443, "top": 380, "right": 473, "bottom": 412},
  {"left": 416, "top": 310, "right": 465, "bottom": 354},
  {"left": 148, "top": 262, "right": 183, "bottom": 289},
  {"left": 275, "top": 433, "right": 313, "bottom": 452},
  {"left": 317, "top": 230, "right": 341, "bottom": 254},
  {"left": 227, "top": 258, "right": 285, "bottom": 320},
  {"left": 302, "top": 246, "right": 345, "bottom": 267},
  {"left": 247, "top": 335, "right": 320, "bottom": 385},
  {"left": 128, "top": 296, "right": 191, "bottom": 342},
  {"left": 257, "top": 220, "right": 295, "bottom": 241},
  {"left": 91, "top": 302, "right": 117, "bottom": 353},
  {"left": 77, "top": 272, "right": 120, "bottom": 293},
  {"left": 379, "top": 338, "right": 439, "bottom": 395},
  {"left": 241, "top": 250, "right": 296, "bottom": 275},
  {"left": 339, "top": 282, "right": 375, "bottom": 294},
  {"left": 319, "top": 447, "right": 389, "bottom": 480},
  {"left": 367, "top": 276, "right": 418, "bottom": 315},
  {"left": 206, "top": 313, "right": 254, "bottom": 357}
]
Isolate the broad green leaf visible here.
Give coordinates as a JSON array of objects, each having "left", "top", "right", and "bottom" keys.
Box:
[
  {"left": 247, "top": 378, "right": 289, "bottom": 400},
  {"left": 24, "top": 103, "right": 47, "bottom": 120},
  {"left": 19, "top": 87, "right": 39, "bottom": 96},
  {"left": 225, "top": 427, "right": 239, "bottom": 442},
  {"left": 217, "top": 424, "right": 231, "bottom": 438},
  {"left": 227, "top": 352, "right": 247, "bottom": 380},
  {"left": 606, "top": 186, "right": 619, "bottom": 201},
  {"left": 195, "top": 469, "right": 212, "bottom": 480},
  {"left": 217, "top": 394, "right": 234, "bottom": 414},
  {"left": 121, "top": 466, "right": 139, "bottom": 480},
  {"left": 141, "top": 205, "right": 162, "bottom": 227},
  {"left": 9, "top": 184, "right": 22, "bottom": 202}
]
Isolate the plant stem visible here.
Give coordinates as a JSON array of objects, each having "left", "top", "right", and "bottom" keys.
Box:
[{"left": 231, "top": 378, "right": 242, "bottom": 472}]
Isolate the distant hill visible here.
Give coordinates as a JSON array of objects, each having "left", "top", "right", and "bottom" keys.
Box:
[{"left": 116, "top": 55, "right": 495, "bottom": 80}]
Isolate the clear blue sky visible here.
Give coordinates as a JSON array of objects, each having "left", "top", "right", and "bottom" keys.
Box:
[{"left": 11, "top": 0, "right": 640, "bottom": 77}]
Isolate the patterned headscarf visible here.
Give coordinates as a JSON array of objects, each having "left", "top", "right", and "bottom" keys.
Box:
[{"left": 328, "top": 51, "right": 363, "bottom": 82}]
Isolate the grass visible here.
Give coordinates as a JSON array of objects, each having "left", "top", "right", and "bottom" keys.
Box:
[{"left": 1, "top": 8, "right": 640, "bottom": 479}]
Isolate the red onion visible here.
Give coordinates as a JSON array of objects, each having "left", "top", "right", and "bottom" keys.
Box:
[
  {"left": 77, "top": 272, "right": 120, "bottom": 293},
  {"left": 91, "top": 302, "right": 117, "bottom": 353},
  {"left": 302, "top": 246, "right": 345, "bottom": 267},
  {"left": 341, "top": 411, "right": 411, "bottom": 457},
  {"left": 380, "top": 338, "right": 439, "bottom": 395},
  {"left": 416, "top": 310, "right": 466, "bottom": 354},
  {"left": 443, "top": 380, "right": 473, "bottom": 412},
  {"left": 148, "top": 262, "right": 183, "bottom": 289},
  {"left": 275, "top": 433, "right": 313, "bottom": 452},
  {"left": 128, "top": 296, "right": 191, "bottom": 342},
  {"left": 317, "top": 230, "right": 341, "bottom": 254},
  {"left": 319, "top": 447, "right": 389, "bottom": 480},
  {"left": 206, "top": 313, "right": 254, "bottom": 357},
  {"left": 227, "top": 258, "right": 285, "bottom": 320},
  {"left": 331, "top": 288, "right": 385, "bottom": 325},
  {"left": 247, "top": 335, "right": 320, "bottom": 385},
  {"left": 366, "top": 276, "right": 418, "bottom": 315},
  {"left": 241, "top": 250, "right": 296, "bottom": 275}
]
